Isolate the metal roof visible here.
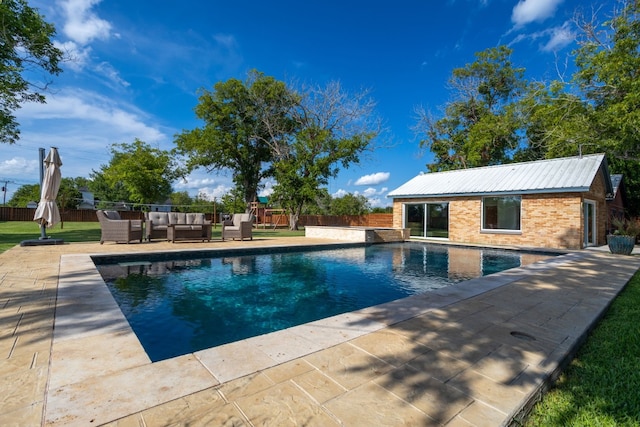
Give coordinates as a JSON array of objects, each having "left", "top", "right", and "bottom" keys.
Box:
[{"left": 388, "top": 154, "right": 613, "bottom": 199}]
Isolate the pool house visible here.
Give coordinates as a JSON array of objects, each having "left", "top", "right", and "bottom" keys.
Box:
[{"left": 387, "top": 154, "right": 615, "bottom": 250}]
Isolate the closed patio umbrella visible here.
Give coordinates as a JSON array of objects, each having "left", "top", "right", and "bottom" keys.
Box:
[{"left": 33, "top": 147, "right": 62, "bottom": 236}]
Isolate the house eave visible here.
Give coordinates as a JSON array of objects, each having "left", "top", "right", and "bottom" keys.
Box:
[{"left": 388, "top": 187, "right": 592, "bottom": 199}]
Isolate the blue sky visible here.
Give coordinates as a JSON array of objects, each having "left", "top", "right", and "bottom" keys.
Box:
[{"left": 0, "top": 0, "right": 611, "bottom": 207}]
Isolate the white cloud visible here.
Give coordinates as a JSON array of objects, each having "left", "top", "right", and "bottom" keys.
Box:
[
  {"left": 172, "top": 173, "right": 237, "bottom": 199},
  {"left": 354, "top": 172, "right": 390, "bottom": 186},
  {"left": 54, "top": 40, "right": 92, "bottom": 71},
  {"left": 259, "top": 180, "right": 276, "bottom": 198},
  {"left": 60, "top": 0, "right": 112, "bottom": 45},
  {"left": 512, "top": 0, "right": 564, "bottom": 27},
  {"left": 175, "top": 177, "right": 218, "bottom": 190},
  {"left": 359, "top": 187, "right": 389, "bottom": 198},
  {"left": 95, "top": 62, "right": 131, "bottom": 88},
  {"left": 508, "top": 21, "right": 575, "bottom": 52},
  {"left": 4, "top": 89, "right": 170, "bottom": 186},
  {"left": 332, "top": 189, "right": 348, "bottom": 198},
  {"left": 542, "top": 23, "right": 575, "bottom": 51},
  {"left": 0, "top": 157, "right": 39, "bottom": 177},
  {"left": 18, "top": 90, "right": 166, "bottom": 143},
  {"left": 196, "top": 184, "right": 232, "bottom": 201},
  {"left": 367, "top": 197, "right": 390, "bottom": 208}
]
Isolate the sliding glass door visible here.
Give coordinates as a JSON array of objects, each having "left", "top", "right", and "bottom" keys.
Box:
[{"left": 404, "top": 203, "right": 449, "bottom": 238}]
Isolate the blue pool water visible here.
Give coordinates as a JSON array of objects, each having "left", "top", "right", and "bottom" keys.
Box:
[{"left": 95, "top": 242, "right": 551, "bottom": 361}]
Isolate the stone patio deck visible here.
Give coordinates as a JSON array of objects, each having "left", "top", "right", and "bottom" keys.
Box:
[{"left": 1, "top": 237, "right": 639, "bottom": 426}]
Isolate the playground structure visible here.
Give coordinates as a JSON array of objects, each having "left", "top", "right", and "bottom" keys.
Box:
[{"left": 250, "top": 197, "right": 288, "bottom": 229}]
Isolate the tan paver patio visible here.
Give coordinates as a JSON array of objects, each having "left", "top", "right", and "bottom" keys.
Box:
[{"left": 1, "top": 237, "right": 639, "bottom": 426}]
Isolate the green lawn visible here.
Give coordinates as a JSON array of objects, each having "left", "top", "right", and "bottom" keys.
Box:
[
  {"left": 0, "top": 221, "right": 305, "bottom": 253},
  {"left": 525, "top": 271, "right": 640, "bottom": 426}
]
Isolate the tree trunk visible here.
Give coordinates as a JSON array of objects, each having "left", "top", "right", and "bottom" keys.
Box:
[
  {"left": 289, "top": 203, "right": 304, "bottom": 230},
  {"left": 289, "top": 211, "right": 299, "bottom": 230}
]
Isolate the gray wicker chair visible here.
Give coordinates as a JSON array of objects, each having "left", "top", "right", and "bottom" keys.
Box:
[
  {"left": 96, "top": 210, "right": 143, "bottom": 244},
  {"left": 221, "top": 213, "right": 254, "bottom": 241}
]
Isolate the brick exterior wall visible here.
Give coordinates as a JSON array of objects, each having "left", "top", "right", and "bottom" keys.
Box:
[{"left": 392, "top": 169, "right": 609, "bottom": 250}]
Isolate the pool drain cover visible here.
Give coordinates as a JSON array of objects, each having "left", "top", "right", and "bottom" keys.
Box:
[{"left": 510, "top": 331, "right": 536, "bottom": 341}]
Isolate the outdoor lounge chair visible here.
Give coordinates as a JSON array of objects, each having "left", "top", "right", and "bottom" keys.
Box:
[
  {"left": 96, "top": 210, "right": 143, "bottom": 244},
  {"left": 222, "top": 213, "right": 254, "bottom": 241}
]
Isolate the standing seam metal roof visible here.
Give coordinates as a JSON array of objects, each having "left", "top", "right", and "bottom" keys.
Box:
[{"left": 387, "top": 154, "right": 611, "bottom": 198}]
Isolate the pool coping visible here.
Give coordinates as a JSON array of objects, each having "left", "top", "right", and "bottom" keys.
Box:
[{"left": 46, "top": 242, "right": 574, "bottom": 425}]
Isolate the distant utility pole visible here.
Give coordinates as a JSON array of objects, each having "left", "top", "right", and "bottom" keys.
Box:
[{"left": 2, "top": 181, "right": 11, "bottom": 205}]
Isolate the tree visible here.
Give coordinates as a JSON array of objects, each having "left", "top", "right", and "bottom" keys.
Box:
[
  {"left": 412, "top": 2, "right": 640, "bottom": 216},
  {"left": 192, "top": 193, "right": 221, "bottom": 219},
  {"left": 7, "top": 183, "right": 39, "bottom": 207},
  {"left": 371, "top": 206, "right": 393, "bottom": 213},
  {"left": 301, "top": 188, "right": 332, "bottom": 215},
  {"left": 0, "top": 0, "right": 64, "bottom": 144},
  {"left": 8, "top": 178, "right": 82, "bottom": 210},
  {"left": 330, "top": 193, "right": 370, "bottom": 215},
  {"left": 169, "top": 191, "right": 193, "bottom": 212},
  {"left": 571, "top": 1, "right": 640, "bottom": 215},
  {"left": 57, "top": 177, "right": 81, "bottom": 210},
  {"left": 89, "top": 169, "right": 130, "bottom": 209},
  {"left": 220, "top": 187, "right": 247, "bottom": 214},
  {"left": 514, "top": 81, "right": 592, "bottom": 162},
  {"left": 270, "top": 81, "right": 381, "bottom": 229},
  {"left": 174, "top": 70, "right": 296, "bottom": 210},
  {"left": 99, "top": 139, "right": 181, "bottom": 206},
  {"left": 414, "top": 46, "right": 528, "bottom": 171}
]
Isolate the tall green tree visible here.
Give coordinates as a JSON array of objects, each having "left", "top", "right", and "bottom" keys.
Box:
[
  {"left": 0, "top": 0, "right": 64, "bottom": 144},
  {"left": 572, "top": 1, "right": 640, "bottom": 215},
  {"left": 415, "top": 46, "right": 527, "bottom": 171},
  {"left": 174, "top": 70, "right": 296, "bottom": 210},
  {"left": 269, "top": 82, "right": 381, "bottom": 229},
  {"left": 98, "top": 139, "right": 181, "bottom": 205},
  {"left": 512, "top": 80, "right": 592, "bottom": 162}
]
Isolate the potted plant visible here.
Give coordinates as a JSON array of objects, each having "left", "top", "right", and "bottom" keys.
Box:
[{"left": 607, "top": 217, "right": 640, "bottom": 255}]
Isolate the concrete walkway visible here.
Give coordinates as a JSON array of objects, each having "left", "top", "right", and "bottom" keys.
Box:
[{"left": 1, "top": 238, "right": 639, "bottom": 426}]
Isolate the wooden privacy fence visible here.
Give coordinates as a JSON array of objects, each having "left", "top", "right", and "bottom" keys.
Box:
[
  {"left": 298, "top": 214, "right": 392, "bottom": 227},
  {"left": 0, "top": 207, "right": 145, "bottom": 222},
  {"left": 0, "top": 207, "right": 393, "bottom": 228}
]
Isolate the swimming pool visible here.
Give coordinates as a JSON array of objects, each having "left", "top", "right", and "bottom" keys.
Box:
[{"left": 95, "top": 242, "right": 552, "bottom": 361}]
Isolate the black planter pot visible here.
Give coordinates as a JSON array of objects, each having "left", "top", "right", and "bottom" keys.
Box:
[{"left": 607, "top": 234, "right": 636, "bottom": 255}]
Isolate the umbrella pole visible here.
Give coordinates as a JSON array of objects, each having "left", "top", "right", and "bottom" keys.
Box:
[{"left": 38, "top": 148, "right": 49, "bottom": 240}]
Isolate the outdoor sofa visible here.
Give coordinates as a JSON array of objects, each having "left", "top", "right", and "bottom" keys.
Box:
[
  {"left": 96, "top": 210, "right": 143, "bottom": 244},
  {"left": 222, "top": 213, "right": 254, "bottom": 241},
  {"left": 145, "top": 212, "right": 212, "bottom": 242}
]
